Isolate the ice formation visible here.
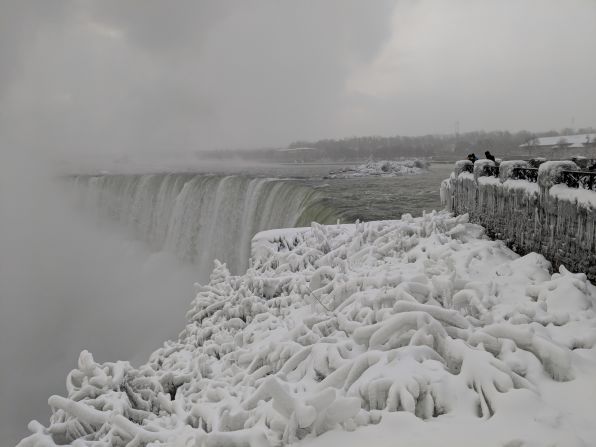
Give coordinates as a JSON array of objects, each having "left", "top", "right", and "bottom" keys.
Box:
[
  {"left": 326, "top": 159, "right": 428, "bottom": 179},
  {"left": 18, "top": 212, "right": 596, "bottom": 446}
]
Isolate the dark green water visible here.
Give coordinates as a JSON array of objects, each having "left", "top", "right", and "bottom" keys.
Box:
[{"left": 291, "top": 162, "right": 453, "bottom": 222}]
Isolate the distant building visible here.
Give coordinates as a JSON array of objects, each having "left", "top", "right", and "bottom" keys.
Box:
[{"left": 520, "top": 133, "right": 596, "bottom": 158}]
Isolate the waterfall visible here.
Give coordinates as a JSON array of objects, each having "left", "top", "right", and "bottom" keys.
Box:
[{"left": 74, "top": 174, "right": 340, "bottom": 276}]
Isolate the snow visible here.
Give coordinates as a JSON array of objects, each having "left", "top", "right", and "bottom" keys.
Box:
[
  {"left": 472, "top": 159, "right": 496, "bottom": 182},
  {"left": 498, "top": 160, "right": 529, "bottom": 183},
  {"left": 519, "top": 133, "right": 596, "bottom": 148},
  {"left": 477, "top": 176, "right": 501, "bottom": 186},
  {"left": 17, "top": 212, "right": 596, "bottom": 447},
  {"left": 326, "top": 159, "right": 428, "bottom": 178},
  {"left": 454, "top": 160, "right": 473, "bottom": 176},
  {"left": 550, "top": 184, "right": 596, "bottom": 209},
  {"left": 501, "top": 179, "right": 540, "bottom": 196},
  {"left": 537, "top": 160, "right": 578, "bottom": 189}
]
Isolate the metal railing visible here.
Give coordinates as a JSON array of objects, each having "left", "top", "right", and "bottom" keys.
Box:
[
  {"left": 484, "top": 165, "right": 499, "bottom": 177},
  {"left": 560, "top": 170, "right": 596, "bottom": 191},
  {"left": 461, "top": 164, "right": 499, "bottom": 176},
  {"left": 512, "top": 167, "right": 538, "bottom": 183},
  {"left": 461, "top": 161, "right": 596, "bottom": 191},
  {"left": 510, "top": 168, "right": 596, "bottom": 190}
]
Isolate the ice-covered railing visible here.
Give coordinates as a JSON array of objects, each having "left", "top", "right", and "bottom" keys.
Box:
[
  {"left": 511, "top": 167, "right": 538, "bottom": 182},
  {"left": 465, "top": 157, "right": 596, "bottom": 189},
  {"left": 17, "top": 213, "right": 596, "bottom": 446},
  {"left": 441, "top": 159, "right": 596, "bottom": 280},
  {"left": 484, "top": 165, "right": 499, "bottom": 177},
  {"left": 559, "top": 170, "right": 596, "bottom": 191}
]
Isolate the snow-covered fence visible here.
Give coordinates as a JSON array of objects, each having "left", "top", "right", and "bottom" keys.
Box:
[{"left": 441, "top": 160, "right": 596, "bottom": 280}]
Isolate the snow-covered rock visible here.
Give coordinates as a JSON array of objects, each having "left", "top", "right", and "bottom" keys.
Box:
[
  {"left": 326, "top": 159, "right": 428, "bottom": 179},
  {"left": 18, "top": 213, "right": 596, "bottom": 447}
]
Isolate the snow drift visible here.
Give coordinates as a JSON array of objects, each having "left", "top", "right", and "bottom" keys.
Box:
[{"left": 18, "top": 211, "right": 596, "bottom": 446}]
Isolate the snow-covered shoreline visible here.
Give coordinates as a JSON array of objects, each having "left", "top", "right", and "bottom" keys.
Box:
[{"left": 18, "top": 212, "right": 596, "bottom": 446}]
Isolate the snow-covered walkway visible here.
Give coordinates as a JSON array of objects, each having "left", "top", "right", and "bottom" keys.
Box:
[{"left": 18, "top": 212, "right": 596, "bottom": 447}]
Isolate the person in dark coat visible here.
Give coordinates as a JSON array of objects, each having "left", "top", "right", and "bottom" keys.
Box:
[
  {"left": 485, "top": 151, "right": 496, "bottom": 162},
  {"left": 467, "top": 153, "right": 478, "bottom": 163}
]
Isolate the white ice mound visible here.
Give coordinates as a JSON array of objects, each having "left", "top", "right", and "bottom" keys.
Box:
[
  {"left": 326, "top": 159, "right": 428, "bottom": 178},
  {"left": 19, "top": 212, "right": 596, "bottom": 447}
]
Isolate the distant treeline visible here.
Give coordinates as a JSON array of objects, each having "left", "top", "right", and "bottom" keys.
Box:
[{"left": 198, "top": 127, "right": 595, "bottom": 162}]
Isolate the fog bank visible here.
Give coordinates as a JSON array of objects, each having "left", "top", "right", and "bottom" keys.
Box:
[{"left": 0, "top": 155, "right": 199, "bottom": 445}]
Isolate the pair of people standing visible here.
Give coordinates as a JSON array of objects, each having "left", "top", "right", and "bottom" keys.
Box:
[{"left": 467, "top": 151, "right": 496, "bottom": 164}]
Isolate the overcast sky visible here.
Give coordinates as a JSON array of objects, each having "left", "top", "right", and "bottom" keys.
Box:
[{"left": 1, "top": 0, "right": 595, "bottom": 158}]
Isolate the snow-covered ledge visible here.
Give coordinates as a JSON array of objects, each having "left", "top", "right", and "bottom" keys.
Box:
[{"left": 441, "top": 160, "right": 596, "bottom": 280}]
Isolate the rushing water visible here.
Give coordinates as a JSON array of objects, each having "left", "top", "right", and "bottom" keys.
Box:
[
  {"left": 74, "top": 163, "right": 452, "bottom": 276},
  {"left": 75, "top": 174, "right": 339, "bottom": 276},
  {"left": 298, "top": 162, "right": 453, "bottom": 222}
]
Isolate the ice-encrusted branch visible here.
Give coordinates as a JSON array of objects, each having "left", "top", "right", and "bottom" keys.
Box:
[{"left": 18, "top": 211, "right": 596, "bottom": 446}]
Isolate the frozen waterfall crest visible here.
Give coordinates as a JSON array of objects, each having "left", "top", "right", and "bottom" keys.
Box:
[
  {"left": 18, "top": 212, "right": 596, "bottom": 446},
  {"left": 73, "top": 173, "right": 341, "bottom": 277}
]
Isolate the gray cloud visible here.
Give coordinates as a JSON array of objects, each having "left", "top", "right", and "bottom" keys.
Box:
[
  {"left": 3, "top": 0, "right": 593, "bottom": 161},
  {"left": 345, "top": 0, "right": 596, "bottom": 135},
  {"left": 0, "top": 0, "right": 397, "bottom": 159}
]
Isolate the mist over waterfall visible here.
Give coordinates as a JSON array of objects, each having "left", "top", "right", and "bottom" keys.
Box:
[{"left": 75, "top": 174, "right": 340, "bottom": 276}]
